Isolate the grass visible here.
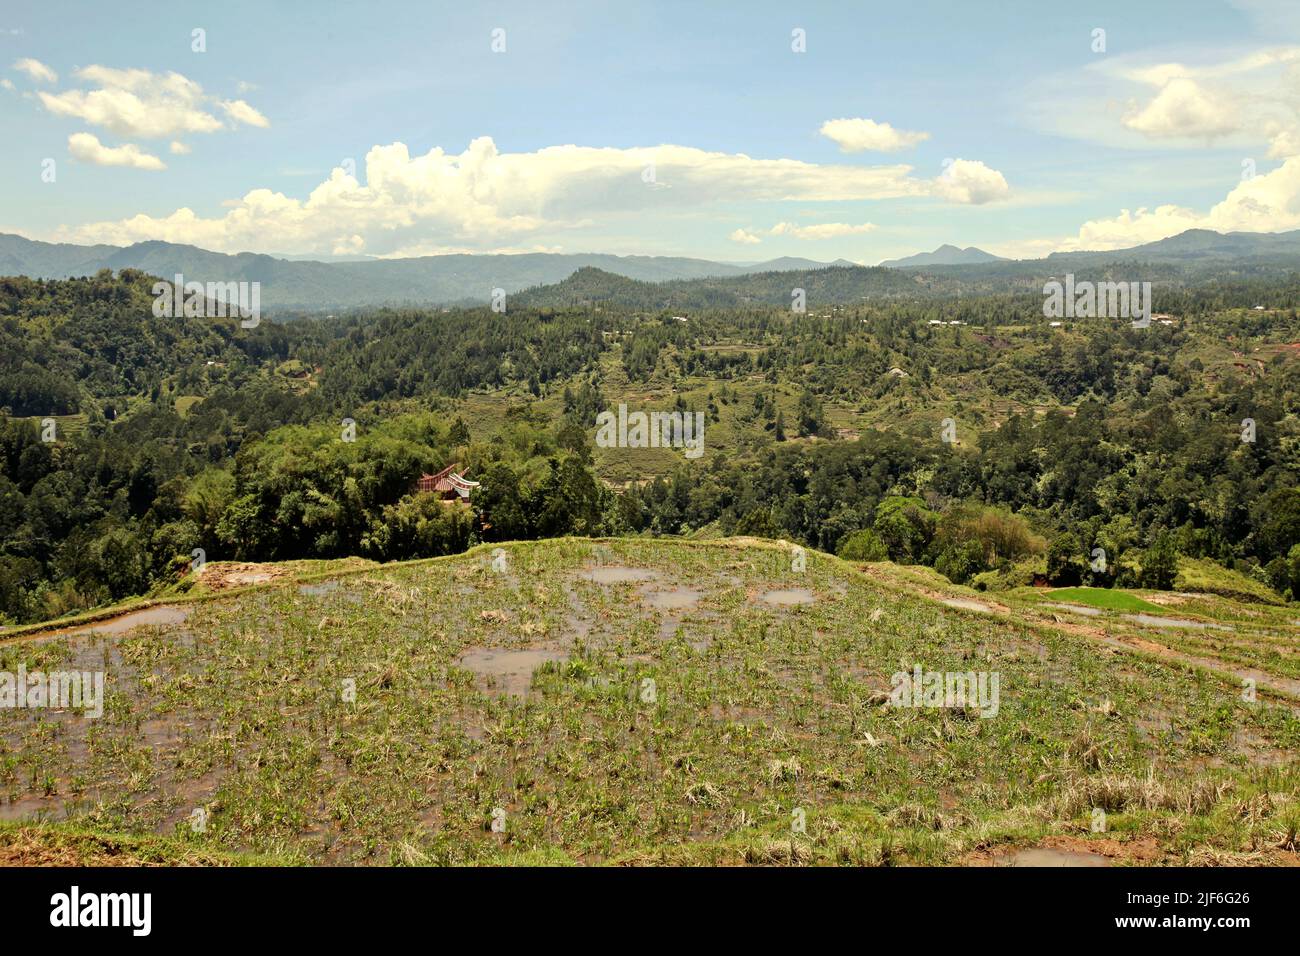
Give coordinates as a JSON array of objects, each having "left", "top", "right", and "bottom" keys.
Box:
[
  {"left": 0, "top": 537, "right": 1296, "bottom": 866},
  {"left": 0, "top": 820, "right": 286, "bottom": 866},
  {"left": 1044, "top": 588, "right": 1166, "bottom": 613},
  {"left": 1176, "top": 557, "right": 1286, "bottom": 606}
]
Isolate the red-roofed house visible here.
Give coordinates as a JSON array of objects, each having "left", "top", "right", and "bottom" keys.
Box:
[{"left": 416, "top": 463, "right": 480, "bottom": 502}]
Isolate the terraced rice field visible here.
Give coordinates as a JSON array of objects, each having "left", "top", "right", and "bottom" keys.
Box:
[{"left": 0, "top": 538, "right": 1296, "bottom": 865}]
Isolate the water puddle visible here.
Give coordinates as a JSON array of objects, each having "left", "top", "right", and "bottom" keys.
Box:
[
  {"left": 941, "top": 597, "right": 995, "bottom": 614},
  {"left": 758, "top": 589, "right": 816, "bottom": 606},
  {"left": 0, "top": 794, "right": 69, "bottom": 822},
  {"left": 457, "top": 647, "right": 568, "bottom": 698},
  {"left": 581, "top": 567, "right": 658, "bottom": 584},
  {"left": 60, "top": 605, "right": 190, "bottom": 638},
  {"left": 1042, "top": 602, "right": 1103, "bottom": 617},
  {"left": 1124, "top": 613, "right": 1232, "bottom": 631},
  {"left": 299, "top": 581, "right": 340, "bottom": 597},
  {"left": 642, "top": 588, "right": 701, "bottom": 611}
]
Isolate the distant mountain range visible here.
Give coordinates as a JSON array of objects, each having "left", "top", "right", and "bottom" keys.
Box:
[
  {"left": 1043, "top": 228, "right": 1300, "bottom": 264},
  {"left": 722, "top": 256, "right": 857, "bottom": 271},
  {"left": 1, "top": 228, "right": 1298, "bottom": 311},
  {"left": 0, "top": 234, "right": 853, "bottom": 311},
  {"left": 878, "top": 244, "right": 1005, "bottom": 268}
]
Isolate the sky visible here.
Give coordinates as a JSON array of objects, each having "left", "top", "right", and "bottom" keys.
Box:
[{"left": 4, "top": 0, "right": 1300, "bottom": 264}]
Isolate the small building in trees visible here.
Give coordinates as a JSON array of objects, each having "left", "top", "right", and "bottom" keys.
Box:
[{"left": 416, "top": 463, "right": 480, "bottom": 503}]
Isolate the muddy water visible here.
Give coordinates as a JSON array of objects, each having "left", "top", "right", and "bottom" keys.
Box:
[
  {"left": 60, "top": 605, "right": 191, "bottom": 638},
  {"left": 995, "top": 847, "right": 1109, "bottom": 867},
  {"left": 941, "top": 597, "right": 995, "bottom": 613},
  {"left": 299, "top": 581, "right": 340, "bottom": 597},
  {"left": 0, "top": 794, "right": 69, "bottom": 822},
  {"left": 1124, "top": 613, "right": 1232, "bottom": 631},
  {"left": 457, "top": 647, "right": 568, "bottom": 698},
  {"left": 758, "top": 588, "right": 816, "bottom": 606},
  {"left": 1042, "top": 602, "right": 1103, "bottom": 617},
  {"left": 642, "top": 588, "right": 701, "bottom": 611},
  {"left": 581, "top": 567, "right": 658, "bottom": 584},
  {"left": 1087, "top": 629, "right": 1300, "bottom": 700}
]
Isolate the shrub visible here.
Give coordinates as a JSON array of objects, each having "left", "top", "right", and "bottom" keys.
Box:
[
  {"left": 837, "top": 529, "right": 889, "bottom": 561},
  {"left": 935, "top": 540, "right": 986, "bottom": 585}
]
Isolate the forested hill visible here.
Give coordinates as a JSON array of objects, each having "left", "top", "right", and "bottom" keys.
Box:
[
  {"left": 513, "top": 264, "right": 942, "bottom": 310},
  {"left": 513, "top": 261, "right": 1300, "bottom": 312},
  {"left": 0, "top": 269, "right": 1296, "bottom": 626}
]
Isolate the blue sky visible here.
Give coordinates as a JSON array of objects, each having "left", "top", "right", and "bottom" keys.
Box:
[{"left": 4, "top": 0, "right": 1300, "bottom": 262}]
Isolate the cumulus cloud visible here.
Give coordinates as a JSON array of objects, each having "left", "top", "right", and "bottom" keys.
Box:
[
  {"left": 768, "top": 221, "right": 876, "bottom": 239},
  {"left": 729, "top": 228, "right": 762, "bottom": 244},
  {"left": 1122, "top": 77, "right": 1240, "bottom": 140},
  {"left": 36, "top": 65, "right": 267, "bottom": 140},
  {"left": 1072, "top": 156, "right": 1300, "bottom": 246},
  {"left": 931, "top": 159, "right": 1010, "bottom": 204},
  {"left": 820, "top": 117, "right": 930, "bottom": 153},
  {"left": 995, "top": 155, "right": 1300, "bottom": 257},
  {"left": 67, "top": 132, "right": 165, "bottom": 171},
  {"left": 12, "top": 57, "right": 56, "bottom": 84},
  {"left": 1037, "top": 45, "right": 1300, "bottom": 155},
  {"left": 53, "top": 137, "right": 1009, "bottom": 255},
  {"left": 169, "top": 141, "right": 191, "bottom": 155}
]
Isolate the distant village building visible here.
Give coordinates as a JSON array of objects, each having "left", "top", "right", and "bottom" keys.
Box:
[{"left": 416, "top": 463, "right": 479, "bottom": 503}]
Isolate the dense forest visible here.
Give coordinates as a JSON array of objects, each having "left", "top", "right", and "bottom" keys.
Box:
[{"left": 0, "top": 268, "right": 1296, "bottom": 624}]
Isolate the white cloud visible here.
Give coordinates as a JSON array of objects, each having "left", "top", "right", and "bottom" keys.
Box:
[
  {"left": 1266, "top": 124, "right": 1300, "bottom": 159},
  {"left": 53, "top": 137, "right": 1009, "bottom": 255},
  {"left": 995, "top": 154, "right": 1300, "bottom": 256},
  {"left": 169, "top": 141, "right": 191, "bottom": 155},
  {"left": 729, "top": 228, "right": 762, "bottom": 244},
  {"left": 12, "top": 57, "right": 56, "bottom": 84},
  {"left": 1122, "top": 77, "right": 1240, "bottom": 140},
  {"left": 35, "top": 65, "right": 267, "bottom": 140},
  {"left": 820, "top": 117, "right": 930, "bottom": 153},
  {"left": 0, "top": 79, "right": 14, "bottom": 92},
  {"left": 67, "top": 133, "right": 165, "bottom": 171},
  {"left": 768, "top": 221, "right": 876, "bottom": 239},
  {"left": 1070, "top": 156, "right": 1300, "bottom": 246},
  {"left": 931, "top": 159, "right": 1010, "bottom": 204},
  {"left": 332, "top": 234, "right": 365, "bottom": 256},
  {"left": 219, "top": 98, "right": 269, "bottom": 128},
  {"left": 1030, "top": 45, "right": 1300, "bottom": 155}
]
